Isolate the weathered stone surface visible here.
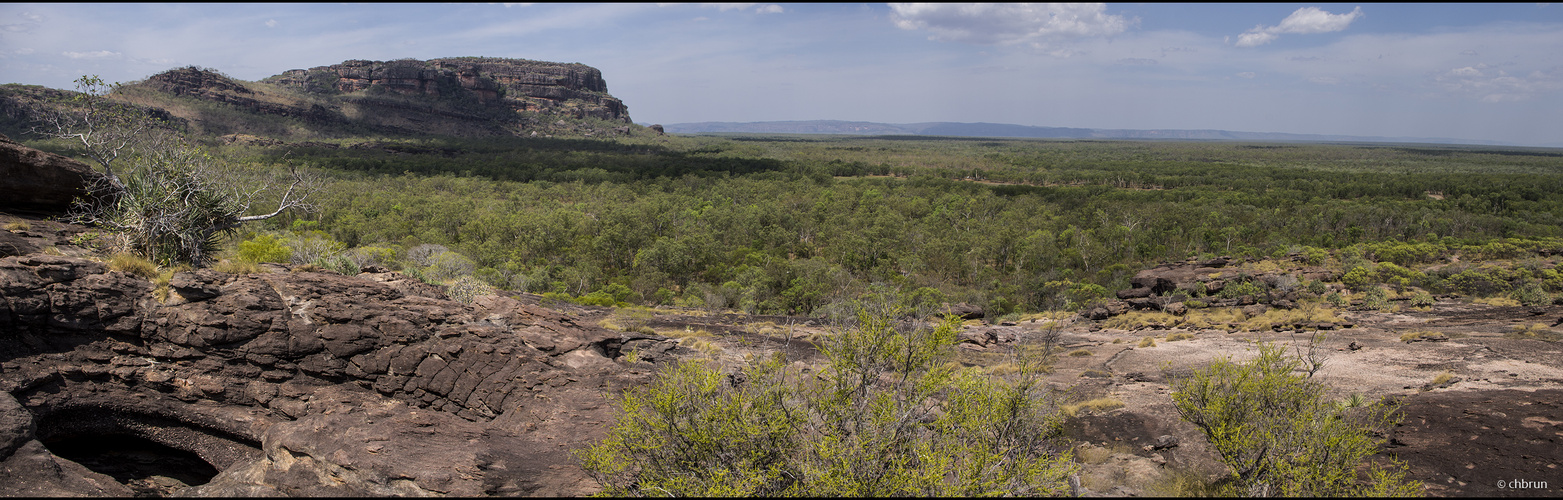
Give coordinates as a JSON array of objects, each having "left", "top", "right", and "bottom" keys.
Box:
[
  {"left": 0, "top": 134, "right": 104, "bottom": 214},
  {"left": 0, "top": 228, "right": 680, "bottom": 496}
]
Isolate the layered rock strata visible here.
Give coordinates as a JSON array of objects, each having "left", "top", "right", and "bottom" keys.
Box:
[
  {"left": 267, "top": 58, "right": 630, "bottom": 122},
  {"left": 0, "top": 239, "right": 686, "bottom": 495}
]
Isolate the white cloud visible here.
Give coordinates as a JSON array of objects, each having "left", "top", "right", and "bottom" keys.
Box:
[
  {"left": 265, "top": 19, "right": 277, "bottom": 28},
  {"left": 63, "top": 50, "right": 121, "bottom": 59},
  {"left": 888, "top": 3, "right": 1128, "bottom": 45},
  {"left": 697, "top": 3, "right": 782, "bottom": 14},
  {"left": 1, "top": 11, "right": 43, "bottom": 33},
  {"left": 1308, "top": 76, "right": 1341, "bottom": 85},
  {"left": 1235, "top": 6, "right": 1362, "bottom": 47},
  {"left": 1116, "top": 57, "right": 1156, "bottom": 66},
  {"left": 1236, "top": 71, "right": 1256, "bottom": 79},
  {"left": 1433, "top": 63, "right": 1563, "bottom": 102}
]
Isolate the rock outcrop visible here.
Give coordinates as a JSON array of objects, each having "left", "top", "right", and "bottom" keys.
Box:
[
  {"left": 0, "top": 223, "right": 688, "bottom": 496},
  {"left": 267, "top": 57, "right": 630, "bottom": 123},
  {"left": 1083, "top": 256, "right": 1339, "bottom": 321},
  {"left": 0, "top": 133, "right": 103, "bottom": 214}
]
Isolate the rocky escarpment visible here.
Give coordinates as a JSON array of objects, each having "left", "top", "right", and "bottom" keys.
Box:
[
  {"left": 266, "top": 57, "right": 630, "bottom": 123},
  {"left": 0, "top": 222, "right": 690, "bottom": 496}
]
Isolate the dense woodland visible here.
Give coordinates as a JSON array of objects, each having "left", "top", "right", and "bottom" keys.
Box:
[{"left": 176, "top": 133, "right": 1563, "bottom": 317}]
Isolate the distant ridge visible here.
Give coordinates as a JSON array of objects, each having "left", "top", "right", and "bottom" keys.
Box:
[{"left": 662, "top": 120, "right": 1533, "bottom": 147}]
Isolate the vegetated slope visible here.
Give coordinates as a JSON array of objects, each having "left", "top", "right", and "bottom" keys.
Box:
[
  {"left": 0, "top": 58, "right": 639, "bottom": 142},
  {"left": 238, "top": 134, "right": 1563, "bottom": 319}
]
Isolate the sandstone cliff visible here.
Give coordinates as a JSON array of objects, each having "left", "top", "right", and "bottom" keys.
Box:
[
  {"left": 2, "top": 57, "right": 636, "bottom": 142},
  {"left": 264, "top": 57, "right": 629, "bottom": 123}
]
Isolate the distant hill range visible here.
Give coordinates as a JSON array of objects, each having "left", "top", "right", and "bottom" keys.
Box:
[{"left": 663, "top": 120, "right": 1527, "bottom": 147}]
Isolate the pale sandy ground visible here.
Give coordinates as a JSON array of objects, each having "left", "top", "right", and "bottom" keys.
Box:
[{"left": 580, "top": 300, "right": 1563, "bottom": 496}]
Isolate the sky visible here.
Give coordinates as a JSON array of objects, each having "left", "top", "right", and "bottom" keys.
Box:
[{"left": 2, "top": 3, "right": 1561, "bottom": 146}]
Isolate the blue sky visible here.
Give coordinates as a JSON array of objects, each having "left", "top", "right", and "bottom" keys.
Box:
[{"left": 2, "top": 3, "right": 1561, "bottom": 146}]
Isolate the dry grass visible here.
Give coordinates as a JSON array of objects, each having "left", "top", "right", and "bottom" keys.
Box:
[
  {"left": 657, "top": 326, "right": 715, "bottom": 340},
  {"left": 41, "top": 246, "right": 64, "bottom": 256},
  {"left": 1507, "top": 323, "right": 1562, "bottom": 342},
  {"left": 1236, "top": 301, "right": 1344, "bottom": 331},
  {"left": 211, "top": 259, "right": 265, "bottom": 274},
  {"left": 1075, "top": 444, "right": 1115, "bottom": 465},
  {"left": 683, "top": 338, "right": 723, "bottom": 356},
  {"left": 1142, "top": 467, "right": 1223, "bottom": 497},
  {"left": 1474, "top": 296, "right": 1522, "bottom": 307},
  {"left": 1068, "top": 349, "right": 1094, "bottom": 357},
  {"left": 600, "top": 307, "right": 656, "bottom": 333},
  {"left": 1137, "top": 336, "right": 1157, "bottom": 348},
  {"left": 107, "top": 253, "right": 159, "bottom": 279},
  {"left": 1062, "top": 397, "right": 1125, "bottom": 417},
  {"left": 3, "top": 220, "right": 31, "bottom": 231},
  {"left": 744, "top": 321, "right": 788, "bottom": 337},
  {"left": 1430, "top": 371, "right": 1456, "bottom": 386},
  {"left": 1106, "top": 302, "right": 1345, "bottom": 333},
  {"left": 1017, "top": 311, "right": 1075, "bottom": 323},
  {"left": 1165, "top": 333, "right": 1195, "bottom": 342}
]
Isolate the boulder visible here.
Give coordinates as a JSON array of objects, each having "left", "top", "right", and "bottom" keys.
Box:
[
  {"left": 0, "top": 134, "right": 104, "bottom": 214},
  {"left": 939, "top": 302, "right": 984, "bottom": 320}
]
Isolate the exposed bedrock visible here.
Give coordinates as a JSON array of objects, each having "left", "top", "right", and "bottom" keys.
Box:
[{"left": 0, "top": 249, "right": 684, "bottom": 496}]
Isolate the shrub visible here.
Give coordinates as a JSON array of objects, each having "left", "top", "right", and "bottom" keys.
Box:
[
  {"left": 1512, "top": 280, "right": 1552, "bottom": 307},
  {"left": 1170, "top": 342, "right": 1422, "bottom": 497},
  {"left": 1361, "top": 287, "right": 1390, "bottom": 311},
  {"left": 1341, "top": 267, "right": 1375, "bottom": 291},
  {"left": 1325, "top": 291, "right": 1347, "bottom": 308},
  {"left": 1138, "top": 336, "right": 1157, "bottom": 348},
  {"left": 445, "top": 275, "right": 496, "bottom": 304},
  {"left": 281, "top": 231, "right": 345, "bottom": 266},
  {"left": 236, "top": 233, "right": 292, "bottom": 263},
  {"left": 1217, "top": 278, "right": 1267, "bottom": 300},
  {"left": 1409, "top": 290, "right": 1435, "bottom": 308},
  {"left": 316, "top": 254, "right": 361, "bottom": 276},
  {"left": 578, "top": 306, "right": 1079, "bottom": 496}
]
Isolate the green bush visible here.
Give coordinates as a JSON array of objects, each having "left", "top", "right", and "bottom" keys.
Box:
[
  {"left": 1341, "top": 266, "right": 1375, "bottom": 292},
  {"left": 1361, "top": 287, "right": 1390, "bottom": 311},
  {"left": 1170, "top": 342, "right": 1422, "bottom": 497},
  {"left": 1512, "top": 280, "right": 1553, "bottom": 307},
  {"left": 578, "top": 306, "right": 1079, "bottom": 496},
  {"left": 1217, "top": 278, "right": 1267, "bottom": 300},
  {"left": 236, "top": 234, "right": 292, "bottom": 263}
]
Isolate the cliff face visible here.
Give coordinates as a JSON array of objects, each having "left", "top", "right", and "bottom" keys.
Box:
[{"left": 266, "top": 57, "right": 630, "bottom": 123}]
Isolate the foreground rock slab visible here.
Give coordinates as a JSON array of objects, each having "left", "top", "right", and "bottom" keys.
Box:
[{"left": 0, "top": 245, "right": 682, "bottom": 496}]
